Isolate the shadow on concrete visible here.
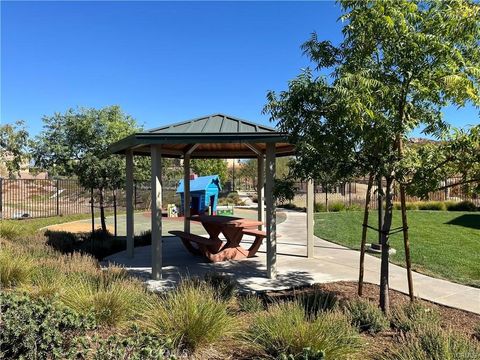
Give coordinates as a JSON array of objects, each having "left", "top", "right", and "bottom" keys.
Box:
[
  {"left": 446, "top": 214, "right": 480, "bottom": 230},
  {"left": 105, "top": 235, "right": 315, "bottom": 291}
]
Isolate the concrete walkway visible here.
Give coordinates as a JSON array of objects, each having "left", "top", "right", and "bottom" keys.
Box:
[{"left": 104, "top": 210, "right": 480, "bottom": 314}]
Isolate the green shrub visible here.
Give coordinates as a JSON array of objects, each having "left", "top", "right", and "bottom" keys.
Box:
[
  {"left": 405, "top": 202, "right": 419, "bottom": 210},
  {"left": 328, "top": 202, "right": 346, "bottom": 212},
  {"left": 391, "top": 301, "right": 440, "bottom": 333},
  {"left": 417, "top": 201, "right": 446, "bottom": 211},
  {"left": 139, "top": 280, "right": 236, "bottom": 352},
  {"left": 298, "top": 290, "right": 338, "bottom": 319},
  {"left": 0, "top": 292, "right": 95, "bottom": 360},
  {"left": 346, "top": 203, "right": 362, "bottom": 211},
  {"left": 250, "top": 301, "right": 362, "bottom": 360},
  {"left": 314, "top": 203, "right": 327, "bottom": 212},
  {"left": 381, "top": 324, "right": 480, "bottom": 360},
  {"left": 218, "top": 191, "right": 244, "bottom": 205},
  {"left": 394, "top": 202, "right": 419, "bottom": 210},
  {"left": 238, "top": 294, "right": 264, "bottom": 313},
  {"left": 60, "top": 273, "right": 148, "bottom": 326},
  {"left": 280, "top": 203, "right": 303, "bottom": 210},
  {"left": 204, "top": 272, "right": 238, "bottom": 301},
  {"left": 446, "top": 200, "right": 478, "bottom": 211},
  {"left": 72, "top": 326, "right": 176, "bottom": 360},
  {"left": 0, "top": 248, "right": 33, "bottom": 287},
  {"left": 343, "top": 299, "right": 389, "bottom": 334}
]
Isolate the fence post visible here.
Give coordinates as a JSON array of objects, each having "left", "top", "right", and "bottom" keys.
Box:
[
  {"left": 349, "top": 182, "right": 352, "bottom": 206},
  {"left": 56, "top": 179, "right": 60, "bottom": 216}
]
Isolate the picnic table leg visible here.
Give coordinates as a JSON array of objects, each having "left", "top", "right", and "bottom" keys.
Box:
[
  {"left": 247, "top": 236, "right": 264, "bottom": 257},
  {"left": 201, "top": 223, "right": 226, "bottom": 252}
]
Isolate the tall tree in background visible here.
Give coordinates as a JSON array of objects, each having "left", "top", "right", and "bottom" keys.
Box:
[
  {"left": 266, "top": 0, "right": 479, "bottom": 313},
  {"left": 191, "top": 159, "right": 228, "bottom": 185},
  {"left": 33, "top": 106, "right": 139, "bottom": 231},
  {"left": 0, "top": 120, "right": 30, "bottom": 178}
]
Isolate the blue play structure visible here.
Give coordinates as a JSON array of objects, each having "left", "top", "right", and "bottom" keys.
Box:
[{"left": 176, "top": 175, "right": 221, "bottom": 215}]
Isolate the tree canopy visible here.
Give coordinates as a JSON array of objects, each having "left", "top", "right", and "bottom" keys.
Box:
[
  {"left": 0, "top": 120, "right": 30, "bottom": 178},
  {"left": 265, "top": 0, "right": 480, "bottom": 312},
  {"left": 33, "top": 106, "right": 139, "bottom": 231},
  {"left": 191, "top": 159, "right": 228, "bottom": 184}
]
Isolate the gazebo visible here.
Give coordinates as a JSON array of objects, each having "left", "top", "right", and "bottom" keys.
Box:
[{"left": 109, "top": 114, "right": 315, "bottom": 280}]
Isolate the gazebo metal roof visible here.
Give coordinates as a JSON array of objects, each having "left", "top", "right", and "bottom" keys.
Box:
[{"left": 109, "top": 113, "right": 295, "bottom": 158}]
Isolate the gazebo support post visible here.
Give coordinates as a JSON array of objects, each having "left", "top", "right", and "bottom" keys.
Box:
[
  {"left": 257, "top": 154, "right": 265, "bottom": 231},
  {"left": 306, "top": 179, "right": 314, "bottom": 258},
  {"left": 183, "top": 154, "right": 191, "bottom": 232},
  {"left": 265, "top": 142, "right": 277, "bottom": 278},
  {"left": 151, "top": 145, "right": 163, "bottom": 280},
  {"left": 125, "top": 149, "right": 135, "bottom": 258}
]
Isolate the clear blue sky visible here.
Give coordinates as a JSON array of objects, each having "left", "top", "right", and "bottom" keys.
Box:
[{"left": 1, "top": 1, "right": 478, "bottom": 137}]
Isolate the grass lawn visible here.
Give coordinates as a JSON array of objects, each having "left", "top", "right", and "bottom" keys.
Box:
[{"left": 314, "top": 210, "right": 480, "bottom": 288}]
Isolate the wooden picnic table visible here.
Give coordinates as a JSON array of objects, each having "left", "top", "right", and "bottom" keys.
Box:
[{"left": 169, "top": 215, "right": 266, "bottom": 262}]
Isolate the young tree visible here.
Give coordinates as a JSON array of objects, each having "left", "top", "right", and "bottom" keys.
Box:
[
  {"left": 33, "top": 106, "right": 139, "bottom": 232},
  {"left": 238, "top": 159, "right": 258, "bottom": 190},
  {"left": 266, "top": 0, "right": 480, "bottom": 313},
  {"left": 0, "top": 120, "right": 30, "bottom": 178}
]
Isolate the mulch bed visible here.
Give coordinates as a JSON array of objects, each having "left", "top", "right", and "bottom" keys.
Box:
[{"left": 263, "top": 281, "right": 480, "bottom": 357}]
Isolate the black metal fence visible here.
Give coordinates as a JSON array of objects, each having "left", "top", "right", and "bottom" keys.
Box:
[
  {"left": 0, "top": 178, "right": 180, "bottom": 220},
  {"left": 293, "top": 177, "right": 479, "bottom": 209},
  {"left": 1, "top": 177, "right": 478, "bottom": 220}
]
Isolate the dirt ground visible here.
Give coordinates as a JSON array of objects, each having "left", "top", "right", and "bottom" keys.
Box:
[{"left": 44, "top": 222, "right": 115, "bottom": 233}]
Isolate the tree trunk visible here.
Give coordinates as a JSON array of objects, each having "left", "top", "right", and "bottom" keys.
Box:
[
  {"left": 99, "top": 188, "right": 107, "bottom": 233},
  {"left": 358, "top": 174, "right": 374, "bottom": 296},
  {"left": 379, "top": 176, "right": 394, "bottom": 314},
  {"left": 397, "top": 136, "right": 414, "bottom": 301}
]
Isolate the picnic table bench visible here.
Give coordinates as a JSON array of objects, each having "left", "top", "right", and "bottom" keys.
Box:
[{"left": 168, "top": 215, "right": 270, "bottom": 262}]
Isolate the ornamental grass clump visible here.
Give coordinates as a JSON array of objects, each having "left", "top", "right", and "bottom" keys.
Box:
[
  {"left": 298, "top": 289, "right": 338, "bottom": 319},
  {"left": 0, "top": 247, "right": 33, "bottom": 288},
  {"left": 60, "top": 272, "right": 148, "bottom": 327},
  {"left": 391, "top": 301, "right": 440, "bottom": 333},
  {"left": 0, "top": 222, "right": 20, "bottom": 240},
  {"left": 139, "top": 280, "right": 236, "bottom": 352},
  {"left": 343, "top": 298, "right": 389, "bottom": 334},
  {"left": 238, "top": 294, "right": 265, "bottom": 313},
  {"left": 249, "top": 301, "right": 362, "bottom": 360},
  {"left": 28, "top": 264, "right": 67, "bottom": 298},
  {"left": 381, "top": 324, "right": 480, "bottom": 360},
  {"left": 204, "top": 272, "right": 238, "bottom": 301}
]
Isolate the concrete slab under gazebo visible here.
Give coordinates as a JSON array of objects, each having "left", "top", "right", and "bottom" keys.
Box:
[{"left": 109, "top": 113, "right": 315, "bottom": 280}]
